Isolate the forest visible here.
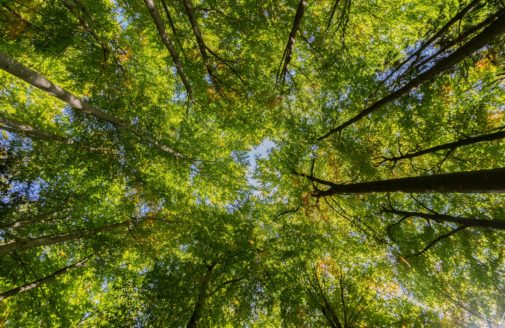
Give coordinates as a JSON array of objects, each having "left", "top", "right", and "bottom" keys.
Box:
[{"left": 0, "top": 0, "right": 504, "bottom": 326}]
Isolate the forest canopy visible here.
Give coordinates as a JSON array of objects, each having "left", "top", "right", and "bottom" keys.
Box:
[{"left": 0, "top": 0, "right": 504, "bottom": 326}]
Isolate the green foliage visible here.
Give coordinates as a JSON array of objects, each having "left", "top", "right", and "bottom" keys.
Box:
[{"left": 0, "top": 0, "right": 504, "bottom": 326}]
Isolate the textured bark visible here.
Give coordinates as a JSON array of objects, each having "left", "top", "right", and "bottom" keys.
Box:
[
  {"left": 0, "top": 52, "right": 183, "bottom": 158},
  {"left": 381, "top": 129, "right": 505, "bottom": 163},
  {"left": 0, "top": 257, "right": 90, "bottom": 301},
  {"left": 383, "top": 209, "right": 505, "bottom": 230},
  {"left": 143, "top": 0, "right": 193, "bottom": 100},
  {"left": 318, "top": 11, "right": 505, "bottom": 140},
  {"left": 308, "top": 168, "right": 505, "bottom": 197},
  {"left": 277, "top": 0, "right": 308, "bottom": 84},
  {"left": 0, "top": 221, "right": 130, "bottom": 255}
]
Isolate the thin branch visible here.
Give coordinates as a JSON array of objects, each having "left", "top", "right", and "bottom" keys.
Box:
[
  {"left": 277, "top": 0, "right": 308, "bottom": 85},
  {"left": 408, "top": 225, "right": 467, "bottom": 257},
  {"left": 143, "top": 0, "right": 193, "bottom": 101}
]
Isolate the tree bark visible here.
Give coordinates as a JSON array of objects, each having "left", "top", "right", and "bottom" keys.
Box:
[
  {"left": 277, "top": 0, "right": 307, "bottom": 84},
  {"left": 383, "top": 209, "right": 505, "bottom": 230},
  {"left": 318, "top": 11, "right": 505, "bottom": 140},
  {"left": 0, "top": 220, "right": 130, "bottom": 255},
  {"left": 0, "top": 52, "right": 183, "bottom": 158},
  {"left": 186, "top": 262, "right": 215, "bottom": 328},
  {"left": 143, "top": 0, "right": 193, "bottom": 101},
  {"left": 0, "top": 256, "right": 90, "bottom": 301},
  {"left": 306, "top": 168, "right": 505, "bottom": 197},
  {"left": 380, "top": 129, "right": 505, "bottom": 164}
]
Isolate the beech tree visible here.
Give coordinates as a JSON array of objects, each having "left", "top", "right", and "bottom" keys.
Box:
[{"left": 0, "top": 0, "right": 504, "bottom": 326}]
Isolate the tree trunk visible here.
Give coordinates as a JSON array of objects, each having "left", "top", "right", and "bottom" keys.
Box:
[
  {"left": 186, "top": 262, "right": 215, "bottom": 328},
  {"left": 181, "top": 0, "right": 219, "bottom": 90},
  {"left": 0, "top": 220, "right": 130, "bottom": 255},
  {"left": 383, "top": 209, "right": 505, "bottom": 230},
  {"left": 0, "top": 256, "right": 90, "bottom": 301},
  {"left": 0, "top": 207, "right": 64, "bottom": 230},
  {"left": 0, "top": 52, "right": 183, "bottom": 158},
  {"left": 318, "top": 11, "right": 505, "bottom": 140},
  {"left": 0, "top": 116, "right": 114, "bottom": 154},
  {"left": 381, "top": 129, "right": 505, "bottom": 163},
  {"left": 143, "top": 0, "right": 193, "bottom": 100},
  {"left": 277, "top": 0, "right": 307, "bottom": 84},
  {"left": 308, "top": 168, "right": 505, "bottom": 197}
]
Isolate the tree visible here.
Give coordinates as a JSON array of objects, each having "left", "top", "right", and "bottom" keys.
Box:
[{"left": 0, "top": 0, "right": 504, "bottom": 326}]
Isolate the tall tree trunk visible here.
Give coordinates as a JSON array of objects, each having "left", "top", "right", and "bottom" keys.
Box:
[
  {"left": 302, "top": 168, "right": 505, "bottom": 197},
  {"left": 61, "top": 0, "right": 110, "bottom": 61},
  {"left": 0, "top": 256, "right": 90, "bottom": 301},
  {"left": 0, "top": 52, "right": 183, "bottom": 158},
  {"left": 379, "top": 0, "right": 481, "bottom": 86},
  {"left": 383, "top": 209, "right": 505, "bottom": 230},
  {"left": 0, "top": 116, "right": 114, "bottom": 154},
  {"left": 379, "top": 129, "right": 505, "bottom": 164},
  {"left": 0, "top": 207, "right": 65, "bottom": 230},
  {"left": 181, "top": 0, "right": 220, "bottom": 90},
  {"left": 318, "top": 11, "right": 505, "bottom": 140},
  {"left": 143, "top": 0, "right": 193, "bottom": 101},
  {"left": 277, "top": 0, "right": 307, "bottom": 84},
  {"left": 186, "top": 262, "right": 215, "bottom": 328},
  {"left": 0, "top": 220, "right": 130, "bottom": 255}
]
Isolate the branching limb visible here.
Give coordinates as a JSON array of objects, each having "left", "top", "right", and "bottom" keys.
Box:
[{"left": 408, "top": 225, "right": 467, "bottom": 257}]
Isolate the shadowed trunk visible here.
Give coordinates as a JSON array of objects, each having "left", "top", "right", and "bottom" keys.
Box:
[
  {"left": 0, "top": 256, "right": 90, "bottom": 301},
  {"left": 302, "top": 168, "right": 505, "bottom": 197},
  {"left": 318, "top": 11, "right": 505, "bottom": 140},
  {"left": 383, "top": 209, "right": 505, "bottom": 230},
  {"left": 277, "top": 0, "right": 307, "bottom": 84},
  {"left": 181, "top": 0, "right": 220, "bottom": 90},
  {"left": 380, "top": 129, "right": 505, "bottom": 164},
  {"left": 186, "top": 262, "right": 216, "bottom": 328}
]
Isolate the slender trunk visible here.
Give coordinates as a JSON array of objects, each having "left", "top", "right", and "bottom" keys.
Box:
[
  {"left": 0, "top": 220, "right": 130, "bottom": 255},
  {"left": 318, "top": 11, "right": 505, "bottom": 140},
  {"left": 186, "top": 263, "right": 215, "bottom": 328},
  {"left": 61, "top": 0, "right": 110, "bottom": 61},
  {"left": 381, "top": 129, "right": 505, "bottom": 163},
  {"left": 381, "top": 0, "right": 481, "bottom": 85},
  {"left": 143, "top": 0, "right": 193, "bottom": 100},
  {"left": 312, "top": 269, "right": 343, "bottom": 328},
  {"left": 383, "top": 209, "right": 505, "bottom": 230},
  {"left": 414, "top": 8, "right": 503, "bottom": 71},
  {"left": 0, "top": 208, "right": 64, "bottom": 230},
  {"left": 307, "top": 168, "right": 505, "bottom": 197},
  {"left": 277, "top": 0, "right": 307, "bottom": 84},
  {"left": 0, "top": 52, "right": 183, "bottom": 158},
  {"left": 0, "top": 116, "right": 114, "bottom": 154},
  {"left": 0, "top": 256, "right": 90, "bottom": 301},
  {"left": 1, "top": 116, "right": 68, "bottom": 143},
  {"left": 181, "top": 0, "right": 219, "bottom": 90},
  {"left": 160, "top": 0, "right": 184, "bottom": 51}
]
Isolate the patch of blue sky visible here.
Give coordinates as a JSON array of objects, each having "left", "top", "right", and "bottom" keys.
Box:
[
  {"left": 112, "top": 0, "right": 129, "bottom": 30},
  {"left": 246, "top": 138, "right": 276, "bottom": 196}
]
